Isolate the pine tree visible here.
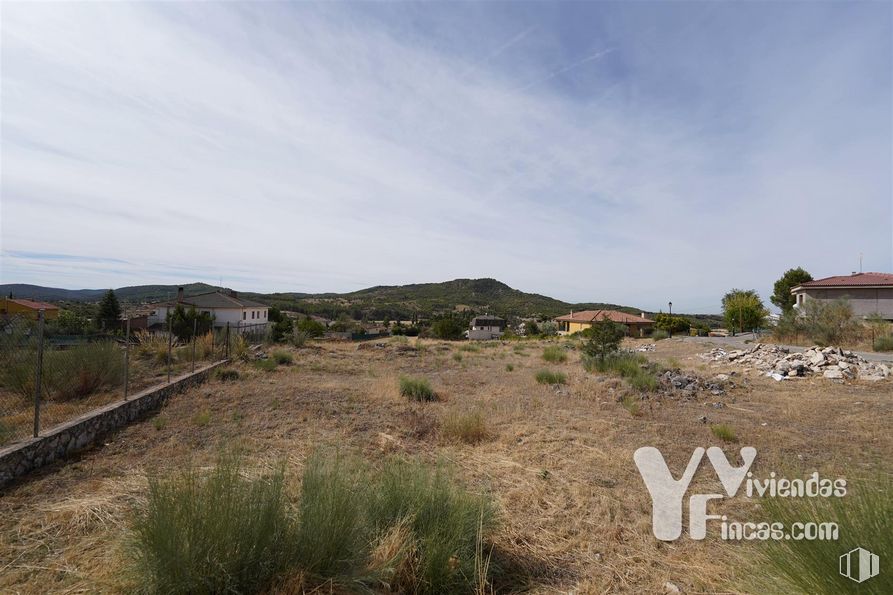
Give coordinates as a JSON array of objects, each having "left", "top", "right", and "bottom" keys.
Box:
[{"left": 97, "top": 289, "right": 121, "bottom": 330}]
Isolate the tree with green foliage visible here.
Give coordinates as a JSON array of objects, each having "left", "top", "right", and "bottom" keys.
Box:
[
  {"left": 267, "top": 308, "right": 295, "bottom": 342},
  {"left": 582, "top": 316, "right": 626, "bottom": 359},
  {"left": 168, "top": 304, "right": 214, "bottom": 341},
  {"left": 653, "top": 313, "right": 691, "bottom": 334},
  {"left": 296, "top": 316, "right": 326, "bottom": 338},
  {"left": 771, "top": 267, "right": 813, "bottom": 313},
  {"left": 56, "top": 309, "right": 89, "bottom": 334},
  {"left": 722, "top": 289, "right": 768, "bottom": 334},
  {"left": 97, "top": 289, "right": 121, "bottom": 330},
  {"left": 428, "top": 317, "right": 465, "bottom": 340}
]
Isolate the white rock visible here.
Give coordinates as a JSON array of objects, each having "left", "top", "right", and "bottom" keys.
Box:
[
  {"left": 664, "top": 581, "right": 681, "bottom": 594},
  {"left": 823, "top": 368, "right": 844, "bottom": 380}
]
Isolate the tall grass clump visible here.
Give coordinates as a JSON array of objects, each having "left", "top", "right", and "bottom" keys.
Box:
[
  {"left": 216, "top": 367, "right": 240, "bottom": 382},
  {"left": 130, "top": 451, "right": 499, "bottom": 593},
  {"left": 710, "top": 423, "right": 737, "bottom": 443},
  {"left": 442, "top": 410, "right": 490, "bottom": 444},
  {"left": 254, "top": 358, "right": 277, "bottom": 372},
  {"left": 873, "top": 335, "right": 893, "bottom": 352},
  {"left": 583, "top": 352, "right": 661, "bottom": 392},
  {"left": 294, "top": 453, "right": 368, "bottom": 577},
  {"left": 651, "top": 329, "right": 669, "bottom": 341},
  {"left": 130, "top": 455, "right": 296, "bottom": 594},
  {"left": 365, "top": 458, "right": 496, "bottom": 594},
  {"left": 541, "top": 345, "right": 567, "bottom": 363},
  {"left": 135, "top": 331, "right": 175, "bottom": 366},
  {"left": 746, "top": 474, "right": 891, "bottom": 594},
  {"left": 49, "top": 341, "right": 125, "bottom": 400},
  {"left": 535, "top": 370, "right": 566, "bottom": 385},
  {"left": 399, "top": 376, "right": 436, "bottom": 402},
  {"left": 271, "top": 350, "right": 294, "bottom": 365}
]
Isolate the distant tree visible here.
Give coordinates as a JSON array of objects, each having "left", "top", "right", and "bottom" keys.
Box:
[
  {"left": 296, "top": 317, "right": 326, "bottom": 338},
  {"left": 722, "top": 289, "right": 768, "bottom": 334},
  {"left": 56, "top": 310, "right": 89, "bottom": 334},
  {"left": 539, "top": 321, "right": 558, "bottom": 336},
  {"left": 429, "top": 317, "right": 465, "bottom": 340},
  {"left": 97, "top": 289, "right": 121, "bottom": 330},
  {"left": 168, "top": 304, "right": 213, "bottom": 340},
  {"left": 582, "top": 316, "right": 626, "bottom": 359},
  {"left": 771, "top": 267, "right": 813, "bottom": 313},
  {"left": 654, "top": 313, "right": 691, "bottom": 333},
  {"left": 525, "top": 320, "right": 540, "bottom": 336}
]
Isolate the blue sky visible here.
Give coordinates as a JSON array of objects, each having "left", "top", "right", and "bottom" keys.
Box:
[{"left": 1, "top": 2, "right": 891, "bottom": 312}]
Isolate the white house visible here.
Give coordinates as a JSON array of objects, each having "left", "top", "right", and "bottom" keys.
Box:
[
  {"left": 792, "top": 272, "right": 893, "bottom": 320},
  {"left": 468, "top": 315, "right": 505, "bottom": 340},
  {"left": 148, "top": 288, "right": 270, "bottom": 331}
]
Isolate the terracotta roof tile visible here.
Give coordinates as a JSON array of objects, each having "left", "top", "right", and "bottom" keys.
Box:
[
  {"left": 5, "top": 298, "right": 59, "bottom": 310},
  {"left": 554, "top": 309, "right": 653, "bottom": 324},
  {"left": 796, "top": 272, "right": 893, "bottom": 289}
]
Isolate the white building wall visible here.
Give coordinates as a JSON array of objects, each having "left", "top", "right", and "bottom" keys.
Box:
[{"left": 147, "top": 305, "right": 269, "bottom": 328}]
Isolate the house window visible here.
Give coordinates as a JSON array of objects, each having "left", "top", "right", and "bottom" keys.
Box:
[
  {"left": 243, "top": 312, "right": 246, "bottom": 320},
  {"left": 263, "top": 310, "right": 267, "bottom": 319},
  {"left": 252, "top": 311, "right": 255, "bottom": 319}
]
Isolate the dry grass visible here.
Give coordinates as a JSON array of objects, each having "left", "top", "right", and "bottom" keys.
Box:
[{"left": 0, "top": 338, "right": 891, "bottom": 593}]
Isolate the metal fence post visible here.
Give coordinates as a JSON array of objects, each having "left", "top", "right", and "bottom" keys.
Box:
[
  {"left": 192, "top": 318, "right": 197, "bottom": 373},
  {"left": 225, "top": 322, "right": 230, "bottom": 360},
  {"left": 33, "top": 309, "right": 45, "bottom": 438},
  {"left": 167, "top": 314, "right": 173, "bottom": 383},
  {"left": 124, "top": 316, "right": 131, "bottom": 399}
]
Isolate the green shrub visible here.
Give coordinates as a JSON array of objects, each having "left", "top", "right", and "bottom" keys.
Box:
[
  {"left": 542, "top": 345, "right": 567, "bottom": 363},
  {"left": 535, "top": 370, "right": 566, "bottom": 385},
  {"left": 710, "top": 423, "right": 737, "bottom": 442},
  {"left": 294, "top": 453, "right": 368, "bottom": 577},
  {"left": 873, "top": 335, "right": 893, "bottom": 352},
  {"left": 365, "top": 458, "right": 496, "bottom": 594},
  {"left": 505, "top": 363, "right": 514, "bottom": 372},
  {"left": 651, "top": 329, "right": 669, "bottom": 341},
  {"left": 620, "top": 394, "right": 642, "bottom": 417},
  {"left": 130, "top": 452, "right": 499, "bottom": 594},
  {"left": 747, "top": 474, "right": 891, "bottom": 594},
  {"left": 254, "top": 358, "right": 277, "bottom": 372},
  {"left": 452, "top": 352, "right": 463, "bottom": 363},
  {"left": 48, "top": 341, "right": 125, "bottom": 401},
  {"left": 153, "top": 416, "right": 167, "bottom": 431},
  {"left": 216, "top": 367, "right": 240, "bottom": 382},
  {"left": 583, "top": 353, "right": 661, "bottom": 392},
  {"left": 442, "top": 411, "right": 489, "bottom": 444},
  {"left": 271, "top": 350, "right": 293, "bottom": 365},
  {"left": 459, "top": 343, "right": 480, "bottom": 353},
  {"left": 399, "top": 376, "right": 436, "bottom": 402},
  {"left": 130, "top": 455, "right": 295, "bottom": 594}
]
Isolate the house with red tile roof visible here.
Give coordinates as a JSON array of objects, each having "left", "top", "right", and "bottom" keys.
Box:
[
  {"left": 554, "top": 309, "right": 654, "bottom": 337},
  {"left": 1, "top": 297, "right": 60, "bottom": 321},
  {"left": 791, "top": 272, "right": 893, "bottom": 319}
]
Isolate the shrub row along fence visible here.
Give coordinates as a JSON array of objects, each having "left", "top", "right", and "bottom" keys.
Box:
[{"left": 0, "top": 312, "right": 270, "bottom": 448}]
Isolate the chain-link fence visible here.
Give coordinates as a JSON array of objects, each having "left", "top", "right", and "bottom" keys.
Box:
[{"left": 0, "top": 313, "right": 270, "bottom": 449}]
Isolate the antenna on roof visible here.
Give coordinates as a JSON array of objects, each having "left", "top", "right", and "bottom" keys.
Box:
[{"left": 859, "top": 253, "right": 863, "bottom": 273}]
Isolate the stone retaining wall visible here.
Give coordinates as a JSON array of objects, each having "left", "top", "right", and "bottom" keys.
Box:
[{"left": 0, "top": 360, "right": 227, "bottom": 489}]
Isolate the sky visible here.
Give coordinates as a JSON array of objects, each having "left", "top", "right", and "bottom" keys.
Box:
[{"left": 1, "top": 2, "right": 891, "bottom": 313}]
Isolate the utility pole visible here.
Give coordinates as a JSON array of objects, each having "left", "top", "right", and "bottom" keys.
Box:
[{"left": 668, "top": 301, "right": 673, "bottom": 338}]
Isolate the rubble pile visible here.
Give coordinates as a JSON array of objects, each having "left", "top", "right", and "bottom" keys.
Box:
[
  {"left": 659, "top": 370, "right": 727, "bottom": 396},
  {"left": 700, "top": 344, "right": 892, "bottom": 382}
]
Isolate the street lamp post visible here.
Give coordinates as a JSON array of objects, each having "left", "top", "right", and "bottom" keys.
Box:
[{"left": 668, "top": 301, "right": 673, "bottom": 338}]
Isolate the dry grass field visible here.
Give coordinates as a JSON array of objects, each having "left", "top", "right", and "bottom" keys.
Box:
[{"left": 1, "top": 337, "right": 890, "bottom": 594}]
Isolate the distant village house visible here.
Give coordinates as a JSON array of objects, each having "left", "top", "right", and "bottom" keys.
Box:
[
  {"left": 1, "top": 296, "right": 60, "bottom": 321},
  {"left": 554, "top": 310, "right": 654, "bottom": 337},
  {"left": 148, "top": 288, "right": 270, "bottom": 331},
  {"left": 791, "top": 272, "right": 893, "bottom": 320},
  {"left": 468, "top": 315, "right": 505, "bottom": 340}
]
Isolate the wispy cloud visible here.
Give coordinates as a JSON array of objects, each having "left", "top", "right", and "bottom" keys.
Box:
[{"left": 1, "top": 2, "right": 890, "bottom": 311}]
